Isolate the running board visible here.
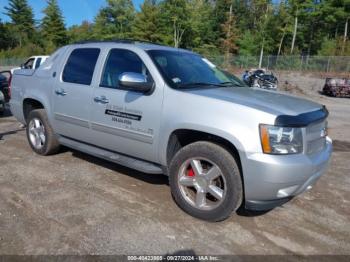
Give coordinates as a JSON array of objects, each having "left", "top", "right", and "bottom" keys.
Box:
[{"left": 58, "top": 137, "right": 164, "bottom": 174}]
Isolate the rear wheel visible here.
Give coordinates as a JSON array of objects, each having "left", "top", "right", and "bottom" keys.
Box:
[
  {"left": 169, "top": 141, "right": 243, "bottom": 221},
  {"left": 26, "top": 109, "right": 60, "bottom": 155}
]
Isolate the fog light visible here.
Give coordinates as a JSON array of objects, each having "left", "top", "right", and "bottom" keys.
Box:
[{"left": 277, "top": 185, "right": 299, "bottom": 198}]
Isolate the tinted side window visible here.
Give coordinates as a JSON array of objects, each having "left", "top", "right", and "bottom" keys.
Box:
[
  {"left": 100, "top": 49, "right": 153, "bottom": 89},
  {"left": 24, "top": 58, "right": 35, "bottom": 69},
  {"left": 35, "top": 58, "right": 42, "bottom": 69},
  {"left": 63, "top": 48, "right": 100, "bottom": 85}
]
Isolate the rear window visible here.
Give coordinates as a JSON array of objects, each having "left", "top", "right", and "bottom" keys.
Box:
[{"left": 62, "top": 48, "right": 100, "bottom": 85}]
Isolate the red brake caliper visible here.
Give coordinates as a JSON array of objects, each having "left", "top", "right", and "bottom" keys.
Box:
[{"left": 187, "top": 167, "right": 195, "bottom": 177}]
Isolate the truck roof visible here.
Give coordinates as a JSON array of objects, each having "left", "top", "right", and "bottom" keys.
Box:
[
  {"left": 70, "top": 40, "right": 194, "bottom": 53},
  {"left": 29, "top": 56, "right": 50, "bottom": 59}
]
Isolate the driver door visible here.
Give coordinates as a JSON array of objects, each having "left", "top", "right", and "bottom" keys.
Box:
[{"left": 89, "top": 48, "right": 163, "bottom": 163}]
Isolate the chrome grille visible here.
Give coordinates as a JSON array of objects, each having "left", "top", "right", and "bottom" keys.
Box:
[{"left": 305, "top": 121, "right": 327, "bottom": 155}]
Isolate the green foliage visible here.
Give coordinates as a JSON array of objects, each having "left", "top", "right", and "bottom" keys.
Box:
[
  {"left": 317, "top": 37, "right": 350, "bottom": 56},
  {"left": 67, "top": 21, "right": 94, "bottom": 44},
  {"left": 212, "top": 0, "right": 231, "bottom": 45},
  {"left": 4, "top": 0, "right": 35, "bottom": 46},
  {"left": 0, "top": 21, "right": 17, "bottom": 50},
  {"left": 0, "top": 0, "right": 349, "bottom": 59},
  {"left": 220, "top": 5, "right": 239, "bottom": 55},
  {"left": 192, "top": 44, "right": 221, "bottom": 58},
  {"left": 158, "top": 0, "right": 191, "bottom": 47},
  {"left": 318, "top": 38, "right": 337, "bottom": 56},
  {"left": 237, "top": 31, "right": 259, "bottom": 56},
  {"left": 187, "top": 0, "right": 216, "bottom": 48},
  {"left": 41, "top": 0, "right": 67, "bottom": 51},
  {"left": 132, "top": 0, "right": 162, "bottom": 43},
  {"left": 0, "top": 43, "right": 45, "bottom": 59},
  {"left": 93, "top": 0, "right": 135, "bottom": 40}
]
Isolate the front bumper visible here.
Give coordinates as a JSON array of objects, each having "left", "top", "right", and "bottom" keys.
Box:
[{"left": 242, "top": 137, "right": 332, "bottom": 210}]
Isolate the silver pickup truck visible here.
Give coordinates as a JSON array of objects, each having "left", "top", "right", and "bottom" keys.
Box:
[{"left": 10, "top": 41, "right": 332, "bottom": 221}]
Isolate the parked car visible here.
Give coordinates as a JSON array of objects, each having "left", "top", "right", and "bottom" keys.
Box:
[
  {"left": 0, "top": 90, "right": 4, "bottom": 115},
  {"left": 0, "top": 71, "right": 11, "bottom": 101},
  {"left": 10, "top": 41, "right": 332, "bottom": 221},
  {"left": 11, "top": 56, "right": 49, "bottom": 74},
  {"left": 243, "top": 68, "right": 278, "bottom": 90},
  {"left": 323, "top": 78, "right": 350, "bottom": 97}
]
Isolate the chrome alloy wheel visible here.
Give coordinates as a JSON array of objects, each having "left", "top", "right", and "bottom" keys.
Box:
[
  {"left": 178, "top": 158, "right": 227, "bottom": 211},
  {"left": 28, "top": 118, "right": 46, "bottom": 150}
]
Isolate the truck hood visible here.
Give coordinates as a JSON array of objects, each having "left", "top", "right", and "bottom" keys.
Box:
[{"left": 187, "top": 87, "right": 322, "bottom": 116}]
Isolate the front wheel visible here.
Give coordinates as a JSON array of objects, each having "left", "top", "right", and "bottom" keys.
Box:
[{"left": 169, "top": 141, "right": 243, "bottom": 221}]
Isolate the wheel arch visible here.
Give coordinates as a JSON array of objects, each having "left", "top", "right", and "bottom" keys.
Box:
[
  {"left": 23, "top": 98, "right": 45, "bottom": 123},
  {"left": 165, "top": 128, "right": 244, "bottom": 177}
]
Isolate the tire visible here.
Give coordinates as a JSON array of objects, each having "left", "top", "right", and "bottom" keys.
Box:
[
  {"left": 169, "top": 141, "right": 243, "bottom": 221},
  {"left": 26, "top": 109, "right": 60, "bottom": 155},
  {"left": 0, "top": 101, "right": 4, "bottom": 115}
]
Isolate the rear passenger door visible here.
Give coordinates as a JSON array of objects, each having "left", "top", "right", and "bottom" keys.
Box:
[
  {"left": 90, "top": 48, "right": 163, "bottom": 163},
  {"left": 52, "top": 47, "right": 100, "bottom": 142}
]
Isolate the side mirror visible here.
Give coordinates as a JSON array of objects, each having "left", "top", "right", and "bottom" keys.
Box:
[
  {"left": 20, "top": 64, "right": 25, "bottom": 69},
  {"left": 118, "top": 72, "right": 153, "bottom": 94}
]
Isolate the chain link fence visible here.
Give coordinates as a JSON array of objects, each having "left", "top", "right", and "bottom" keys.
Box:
[
  {"left": 0, "top": 58, "right": 24, "bottom": 71},
  {"left": 0, "top": 58, "right": 24, "bottom": 67},
  {"left": 208, "top": 55, "right": 350, "bottom": 73},
  {"left": 1, "top": 56, "right": 350, "bottom": 73}
]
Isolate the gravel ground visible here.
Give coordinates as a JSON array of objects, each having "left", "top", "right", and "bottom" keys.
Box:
[{"left": 0, "top": 72, "right": 349, "bottom": 256}]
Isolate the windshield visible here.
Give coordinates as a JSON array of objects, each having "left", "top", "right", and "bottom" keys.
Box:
[{"left": 147, "top": 50, "right": 246, "bottom": 89}]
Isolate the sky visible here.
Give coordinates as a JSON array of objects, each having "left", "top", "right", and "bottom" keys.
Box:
[{"left": 0, "top": 0, "right": 144, "bottom": 27}]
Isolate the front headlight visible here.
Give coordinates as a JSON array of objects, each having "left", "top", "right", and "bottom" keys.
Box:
[{"left": 259, "top": 124, "right": 303, "bottom": 154}]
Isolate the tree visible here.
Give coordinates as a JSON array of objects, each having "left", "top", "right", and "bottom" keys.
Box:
[
  {"left": 67, "top": 21, "right": 94, "bottom": 43},
  {"left": 318, "top": 37, "right": 337, "bottom": 56},
  {"left": 237, "top": 30, "right": 259, "bottom": 56},
  {"left": 159, "top": 0, "right": 191, "bottom": 48},
  {"left": 320, "top": 0, "right": 350, "bottom": 55},
  {"left": 1, "top": 0, "right": 350, "bottom": 59},
  {"left": 344, "top": 17, "right": 349, "bottom": 54},
  {"left": 286, "top": 0, "right": 314, "bottom": 54},
  {"left": 0, "top": 20, "right": 16, "bottom": 50},
  {"left": 212, "top": 0, "right": 231, "bottom": 45},
  {"left": 132, "top": 0, "right": 162, "bottom": 43},
  {"left": 273, "top": 0, "right": 293, "bottom": 56},
  {"left": 41, "top": 0, "right": 67, "bottom": 51},
  {"left": 220, "top": 4, "right": 239, "bottom": 64},
  {"left": 249, "top": 0, "right": 274, "bottom": 67},
  {"left": 93, "top": 0, "right": 135, "bottom": 40},
  {"left": 188, "top": 0, "right": 216, "bottom": 48},
  {"left": 4, "top": 0, "right": 35, "bottom": 46}
]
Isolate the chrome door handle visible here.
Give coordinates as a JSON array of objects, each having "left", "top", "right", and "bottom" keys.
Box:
[
  {"left": 94, "top": 96, "right": 109, "bottom": 104},
  {"left": 55, "top": 89, "right": 67, "bottom": 96}
]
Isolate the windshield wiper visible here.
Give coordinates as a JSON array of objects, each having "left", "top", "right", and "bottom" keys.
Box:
[
  {"left": 219, "top": 81, "right": 242, "bottom": 87},
  {"left": 178, "top": 82, "right": 229, "bottom": 88}
]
